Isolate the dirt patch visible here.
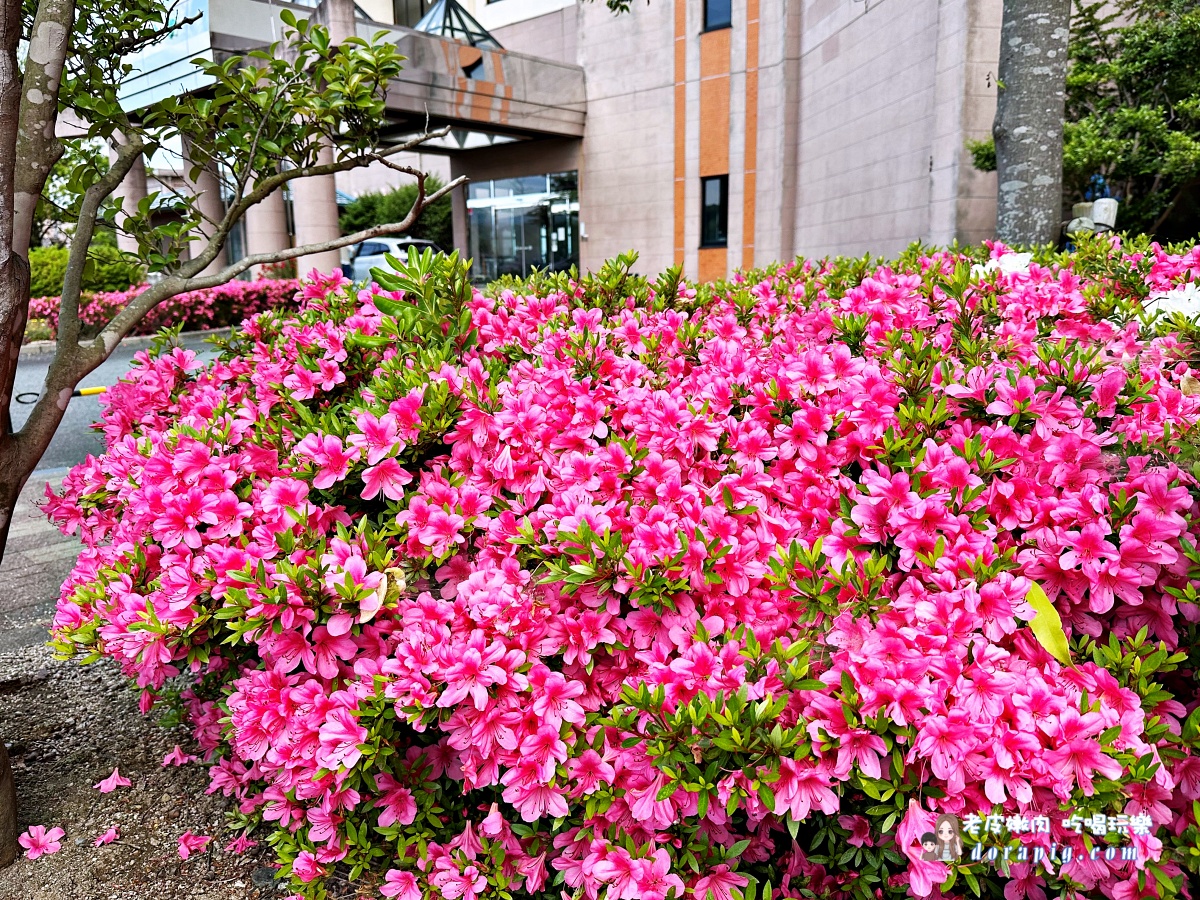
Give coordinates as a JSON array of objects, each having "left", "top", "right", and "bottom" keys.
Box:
[
  {"left": 0, "top": 474, "right": 279, "bottom": 900},
  {"left": 0, "top": 641, "right": 282, "bottom": 900}
]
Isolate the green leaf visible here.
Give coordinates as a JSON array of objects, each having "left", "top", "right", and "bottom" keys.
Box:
[{"left": 1024, "top": 581, "right": 1074, "bottom": 667}]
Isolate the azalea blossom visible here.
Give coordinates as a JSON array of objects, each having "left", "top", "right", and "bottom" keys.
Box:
[
  {"left": 94, "top": 767, "right": 132, "bottom": 793},
  {"left": 177, "top": 832, "right": 212, "bottom": 860},
  {"left": 162, "top": 745, "right": 197, "bottom": 767},
  {"left": 18, "top": 825, "right": 64, "bottom": 860}
]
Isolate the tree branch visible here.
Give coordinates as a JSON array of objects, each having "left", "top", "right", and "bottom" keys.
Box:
[
  {"left": 107, "top": 7, "right": 201, "bottom": 58},
  {"left": 181, "top": 126, "right": 458, "bottom": 278},
  {"left": 12, "top": 0, "right": 76, "bottom": 260},
  {"left": 57, "top": 133, "right": 146, "bottom": 351},
  {"left": 89, "top": 174, "right": 467, "bottom": 356}
]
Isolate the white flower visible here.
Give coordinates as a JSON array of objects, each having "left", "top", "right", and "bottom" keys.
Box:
[
  {"left": 971, "top": 253, "right": 1033, "bottom": 279},
  {"left": 1145, "top": 282, "right": 1200, "bottom": 318}
]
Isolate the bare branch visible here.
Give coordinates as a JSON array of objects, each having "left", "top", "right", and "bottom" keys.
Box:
[
  {"left": 108, "top": 8, "right": 201, "bottom": 58},
  {"left": 366, "top": 156, "right": 425, "bottom": 177},
  {"left": 57, "top": 134, "right": 147, "bottom": 350},
  {"left": 89, "top": 175, "right": 468, "bottom": 354},
  {"left": 192, "top": 175, "right": 464, "bottom": 288},
  {"left": 182, "top": 126, "right": 459, "bottom": 278}
]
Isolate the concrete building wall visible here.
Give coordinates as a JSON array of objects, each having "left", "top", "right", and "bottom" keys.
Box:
[
  {"left": 574, "top": 1, "right": 678, "bottom": 275},
  {"left": 489, "top": 8, "right": 579, "bottom": 69},
  {"left": 957, "top": 0, "right": 1002, "bottom": 245},
  {"left": 369, "top": 0, "right": 1005, "bottom": 277},
  {"left": 790, "top": 0, "right": 940, "bottom": 258}
]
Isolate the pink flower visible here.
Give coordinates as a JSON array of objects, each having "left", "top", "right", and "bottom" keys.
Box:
[
  {"left": 897, "top": 799, "right": 946, "bottom": 897},
  {"left": 291, "top": 850, "right": 325, "bottom": 882},
  {"left": 94, "top": 827, "right": 120, "bottom": 846},
  {"left": 692, "top": 865, "right": 748, "bottom": 900},
  {"left": 316, "top": 707, "right": 368, "bottom": 771},
  {"left": 94, "top": 767, "right": 132, "bottom": 793},
  {"left": 162, "top": 745, "right": 197, "bottom": 767},
  {"left": 772, "top": 758, "right": 839, "bottom": 821},
  {"left": 375, "top": 773, "right": 418, "bottom": 827},
  {"left": 224, "top": 834, "right": 259, "bottom": 854},
  {"left": 838, "top": 814, "right": 874, "bottom": 848},
  {"left": 177, "top": 832, "right": 212, "bottom": 860},
  {"left": 381, "top": 869, "right": 421, "bottom": 900},
  {"left": 633, "top": 849, "right": 686, "bottom": 900},
  {"left": 19, "top": 825, "right": 65, "bottom": 859},
  {"left": 362, "top": 458, "right": 413, "bottom": 501}
]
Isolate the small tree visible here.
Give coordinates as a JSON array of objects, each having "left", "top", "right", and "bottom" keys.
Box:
[
  {"left": 1066, "top": 0, "right": 1200, "bottom": 237},
  {"left": 0, "top": 0, "right": 464, "bottom": 864}
]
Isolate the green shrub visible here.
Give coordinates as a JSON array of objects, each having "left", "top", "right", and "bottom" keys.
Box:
[
  {"left": 28, "top": 244, "right": 145, "bottom": 298},
  {"left": 23, "top": 318, "right": 53, "bottom": 343},
  {"left": 339, "top": 175, "right": 453, "bottom": 250}
]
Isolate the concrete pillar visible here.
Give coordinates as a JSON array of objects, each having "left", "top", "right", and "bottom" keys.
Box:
[
  {"left": 451, "top": 175, "right": 469, "bottom": 257},
  {"left": 294, "top": 0, "right": 356, "bottom": 277},
  {"left": 292, "top": 149, "right": 343, "bottom": 277},
  {"left": 181, "top": 136, "right": 228, "bottom": 277},
  {"left": 245, "top": 187, "right": 291, "bottom": 277},
  {"left": 111, "top": 138, "right": 148, "bottom": 255}
]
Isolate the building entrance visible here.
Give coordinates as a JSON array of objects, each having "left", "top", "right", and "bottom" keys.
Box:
[{"left": 466, "top": 172, "right": 579, "bottom": 282}]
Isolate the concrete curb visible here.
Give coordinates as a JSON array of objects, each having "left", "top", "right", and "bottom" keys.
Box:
[{"left": 19, "top": 326, "right": 234, "bottom": 360}]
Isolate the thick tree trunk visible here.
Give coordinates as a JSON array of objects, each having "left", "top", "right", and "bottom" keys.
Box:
[
  {"left": 993, "top": 0, "right": 1072, "bottom": 246},
  {"left": 0, "top": 742, "right": 15, "bottom": 868},
  {"left": 0, "top": 0, "right": 28, "bottom": 866},
  {"left": 0, "top": 264, "right": 29, "bottom": 871}
]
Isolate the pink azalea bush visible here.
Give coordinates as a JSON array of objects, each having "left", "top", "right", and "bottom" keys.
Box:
[
  {"left": 45, "top": 240, "right": 1200, "bottom": 899},
  {"left": 26, "top": 278, "right": 302, "bottom": 342}
]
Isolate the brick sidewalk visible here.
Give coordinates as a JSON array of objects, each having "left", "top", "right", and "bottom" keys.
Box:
[{"left": 0, "top": 473, "right": 81, "bottom": 655}]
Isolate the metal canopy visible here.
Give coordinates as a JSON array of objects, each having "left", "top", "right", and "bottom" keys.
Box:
[{"left": 413, "top": 0, "right": 502, "bottom": 50}]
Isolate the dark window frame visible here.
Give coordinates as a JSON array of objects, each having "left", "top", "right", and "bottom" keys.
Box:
[
  {"left": 700, "top": 175, "right": 729, "bottom": 248},
  {"left": 703, "top": 0, "right": 732, "bottom": 32},
  {"left": 393, "top": 0, "right": 433, "bottom": 27}
]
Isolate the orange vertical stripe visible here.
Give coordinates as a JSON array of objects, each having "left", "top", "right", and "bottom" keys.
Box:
[
  {"left": 743, "top": 0, "right": 760, "bottom": 271},
  {"left": 698, "top": 28, "right": 731, "bottom": 177},
  {"left": 697, "top": 247, "right": 727, "bottom": 282},
  {"left": 698, "top": 21, "right": 730, "bottom": 279}
]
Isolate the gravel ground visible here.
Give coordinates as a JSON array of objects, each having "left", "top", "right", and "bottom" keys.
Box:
[{"left": 0, "top": 476, "right": 281, "bottom": 900}]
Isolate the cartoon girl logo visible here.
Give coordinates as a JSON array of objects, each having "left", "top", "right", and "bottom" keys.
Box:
[{"left": 927, "top": 813, "right": 962, "bottom": 863}]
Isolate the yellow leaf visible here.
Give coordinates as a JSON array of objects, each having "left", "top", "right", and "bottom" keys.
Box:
[{"left": 1024, "top": 582, "right": 1074, "bottom": 668}]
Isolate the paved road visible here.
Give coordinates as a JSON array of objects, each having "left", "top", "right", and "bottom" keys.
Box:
[
  {"left": 12, "top": 333, "right": 220, "bottom": 472},
  {"left": 0, "top": 472, "right": 80, "bottom": 653}
]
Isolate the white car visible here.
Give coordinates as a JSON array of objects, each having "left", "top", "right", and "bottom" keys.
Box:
[{"left": 343, "top": 237, "right": 441, "bottom": 284}]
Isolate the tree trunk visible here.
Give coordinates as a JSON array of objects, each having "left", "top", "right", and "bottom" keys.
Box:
[
  {"left": 993, "top": 0, "right": 1072, "bottom": 246},
  {"left": 0, "top": 0, "right": 25, "bottom": 857},
  {"left": 0, "top": 261, "right": 29, "bottom": 869},
  {"left": 0, "top": 741, "right": 15, "bottom": 868}
]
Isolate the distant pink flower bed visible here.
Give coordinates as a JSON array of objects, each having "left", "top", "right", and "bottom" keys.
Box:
[
  {"left": 26, "top": 278, "right": 302, "bottom": 341},
  {"left": 42, "top": 243, "right": 1200, "bottom": 900}
]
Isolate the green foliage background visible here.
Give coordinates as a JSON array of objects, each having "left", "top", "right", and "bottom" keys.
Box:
[
  {"left": 1066, "top": 0, "right": 1200, "bottom": 238},
  {"left": 339, "top": 176, "right": 453, "bottom": 251},
  {"left": 970, "top": 0, "right": 1200, "bottom": 240},
  {"left": 28, "top": 245, "right": 144, "bottom": 298}
]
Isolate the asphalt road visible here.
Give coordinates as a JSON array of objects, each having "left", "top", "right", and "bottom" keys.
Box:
[{"left": 12, "top": 332, "right": 221, "bottom": 473}]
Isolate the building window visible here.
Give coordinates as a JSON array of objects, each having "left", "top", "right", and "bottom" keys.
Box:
[
  {"left": 704, "top": 0, "right": 732, "bottom": 31},
  {"left": 700, "top": 175, "right": 728, "bottom": 247},
  {"left": 467, "top": 171, "right": 580, "bottom": 283},
  {"left": 394, "top": 0, "right": 433, "bottom": 27}
]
